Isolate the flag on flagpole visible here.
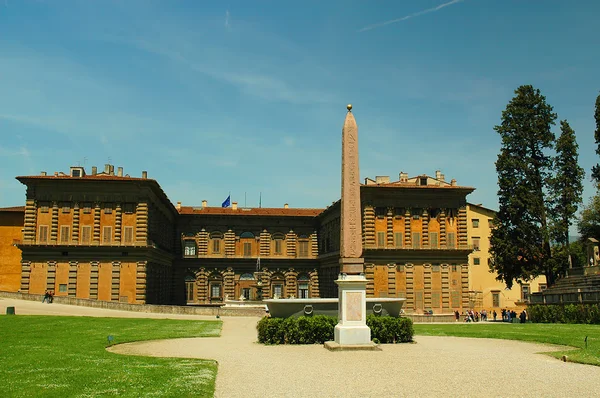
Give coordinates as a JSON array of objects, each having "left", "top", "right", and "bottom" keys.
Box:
[
  {"left": 256, "top": 256, "right": 261, "bottom": 271},
  {"left": 222, "top": 195, "right": 231, "bottom": 208}
]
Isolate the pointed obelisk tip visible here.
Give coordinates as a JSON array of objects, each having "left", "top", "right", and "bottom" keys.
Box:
[{"left": 347, "top": 104, "right": 352, "bottom": 112}]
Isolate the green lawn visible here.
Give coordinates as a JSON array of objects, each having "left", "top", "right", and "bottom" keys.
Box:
[
  {"left": 414, "top": 322, "right": 600, "bottom": 366},
  {"left": 0, "top": 315, "right": 222, "bottom": 398}
]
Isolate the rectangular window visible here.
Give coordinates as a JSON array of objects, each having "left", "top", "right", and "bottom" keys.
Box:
[
  {"left": 429, "top": 232, "right": 439, "bottom": 249},
  {"left": 452, "top": 264, "right": 459, "bottom": 273},
  {"left": 377, "top": 232, "right": 385, "bottom": 247},
  {"left": 521, "top": 284, "right": 530, "bottom": 302},
  {"left": 472, "top": 218, "right": 479, "bottom": 228},
  {"left": 473, "top": 257, "right": 480, "bottom": 265},
  {"left": 38, "top": 225, "right": 48, "bottom": 243},
  {"left": 488, "top": 219, "right": 494, "bottom": 228},
  {"left": 412, "top": 232, "right": 421, "bottom": 249},
  {"left": 211, "top": 284, "right": 222, "bottom": 299},
  {"left": 394, "top": 232, "right": 403, "bottom": 248},
  {"left": 59, "top": 284, "right": 67, "bottom": 293},
  {"left": 81, "top": 226, "right": 91, "bottom": 244},
  {"left": 213, "top": 239, "right": 221, "bottom": 254},
  {"left": 298, "top": 241, "right": 309, "bottom": 257},
  {"left": 186, "top": 282, "right": 195, "bottom": 301},
  {"left": 432, "top": 264, "right": 440, "bottom": 272},
  {"left": 298, "top": 283, "right": 309, "bottom": 299},
  {"left": 104, "top": 204, "right": 113, "bottom": 214},
  {"left": 184, "top": 241, "right": 196, "bottom": 257},
  {"left": 447, "top": 232, "right": 456, "bottom": 249},
  {"left": 472, "top": 237, "right": 480, "bottom": 251},
  {"left": 539, "top": 284, "right": 547, "bottom": 292},
  {"left": 431, "top": 292, "right": 441, "bottom": 308},
  {"left": 273, "top": 284, "right": 283, "bottom": 298},
  {"left": 242, "top": 288, "right": 251, "bottom": 300},
  {"left": 62, "top": 203, "right": 70, "bottom": 213},
  {"left": 274, "top": 239, "right": 283, "bottom": 255},
  {"left": 397, "top": 264, "right": 404, "bottom": 272},
  {"left": 60, "top": 226, "right": 70, "bottom": 243},
  {"left": 83, "top": 203, "right": 92, "bottom": 214},
  {"left": 123, "top": 226, "right": 133, "bottom": 244},
  {"left": 103, "top": 226, "right": 112, "bottom": 244},
  {"left": 243, "top": 242, "right": 252, "bottom": 257},
  {"left": 492, "top": 292, "right": 500, "bottom": 307}
]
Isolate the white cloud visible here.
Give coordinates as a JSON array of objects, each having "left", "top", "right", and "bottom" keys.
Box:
[{"left": 359, "top": 0, "right": 465, "bottom": 32}]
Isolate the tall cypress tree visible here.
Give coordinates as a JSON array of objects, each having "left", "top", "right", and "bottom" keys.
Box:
[
  {"left": 591, "top": 94, "right": 600, "bottom": 184},
  {"left": 490, "top": 85, "right": 557, "bottom": 288},
  {"left": 550, "top": 120, "right": 584, "bottom": 247}
]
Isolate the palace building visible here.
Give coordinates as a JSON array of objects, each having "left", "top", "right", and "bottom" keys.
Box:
[{"left": 0, "top": 164, "right": 545, "bottom": 313}]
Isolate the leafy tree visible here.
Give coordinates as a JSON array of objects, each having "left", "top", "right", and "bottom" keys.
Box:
[
  {"left": 549, "top": 120, "right": 584, "bottom": 249},
  {"left": 577, "top": 194, "right": 600, "bottom": 241},
  {"left": 490, "top": 85, "right": 557, "bottom": 288},
  {"left": 591, "top": 94, "right": 600, "bottom": 183}
]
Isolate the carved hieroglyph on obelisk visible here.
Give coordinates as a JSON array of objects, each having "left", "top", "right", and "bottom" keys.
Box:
[{"left": 329, "top": 104, "right": 373, "bottom": 348}]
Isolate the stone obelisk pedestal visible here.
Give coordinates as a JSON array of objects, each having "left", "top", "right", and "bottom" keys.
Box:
[{"left": 325, "top": 104, "right": 379, "bottom": 351}]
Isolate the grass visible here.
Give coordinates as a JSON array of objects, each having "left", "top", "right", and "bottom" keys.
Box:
[
  {"left": 0, "top": 315, "right": 221, "bottom": 398},
  {"left": 414, "top": 322, "right": 600, "bottom": 366}
]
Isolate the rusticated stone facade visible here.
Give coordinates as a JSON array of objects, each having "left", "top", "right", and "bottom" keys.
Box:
[{"left": 1, "top": 165, "right": 479, "bottom": 312}]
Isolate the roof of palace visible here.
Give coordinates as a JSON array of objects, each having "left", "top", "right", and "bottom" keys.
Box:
[
  {"left": 0, "top": 206, "right": 25, "bottom": 212},
  {"left": 177, "top": 206, "right": 324, "bottom": 217}
]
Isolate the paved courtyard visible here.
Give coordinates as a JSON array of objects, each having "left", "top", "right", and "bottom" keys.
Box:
[{"left": 3, "top": 298, "right": 600, "bottom": 397}]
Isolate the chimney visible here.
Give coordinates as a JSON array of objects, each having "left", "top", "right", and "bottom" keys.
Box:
[
  {"left": 202, "top": 200, "right": 208, "bottom": 208},
  {"left": 117, "top": 167, "right": 123, "bottom": 177},
  {"left": 54, "top": 171, "right": 59, "bottom": 177},
  {"left": 176, "top": 201, "right": 181, "bottom": 210},
  {"left": 142, "top": 171, "right": 147, "bottom": 179},
  {"left": 109, "top": 165, "right": 115, "bottom": 176},
  {"left": 41, "top": 171, "right": 47, "bottom": 176},
  {"left": 399, "top": 172, "right": 408, "bottom": 182},
  {"left": 435, "top": 170, "right": 441, "bottom": 180},
  {"left": 451, "top": 178, "right": 457, "bottom": 186},
  {"left": 104, "top": 164, "right": 110, "bottom": 174},
  {"left": 284, "top": 203, "right": 289, "bottom": 209},
  {"left": 91, "top": 166, "right": 97, "bottom": 175},
  {"left": 440, "top": 173, "right": 445, "bottom": 182},
  {"left": 232, "top": 202, "right": 238, "bottom": 210}
]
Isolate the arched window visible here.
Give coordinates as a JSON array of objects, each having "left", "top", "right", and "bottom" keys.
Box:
[
  {"left": 297, "top": 234, "right": 309, "bottom": 258},
  {"left": 183, "top": 240, "right": 197, "bottom": 257},
  {"left": 297, "top": 274, "right": 310, "bottom": 298},
  {"left": 240, "top": 231, "right": 255, "bottom": 238},
  {"left": 240, "top": 273, "right": 255, "bottom": 280},
  {"left": 240, "top": 232, "right": 254, "bottom": 257}
]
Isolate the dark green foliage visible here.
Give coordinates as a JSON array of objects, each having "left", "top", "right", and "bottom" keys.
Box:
[
  {"left": 578, "top": 194, "right": 600, "bottom": 241},
  {"left": 490, "top": 85, "right": 557, "bottom": 288},
  {"left": 549, "top": 120, "right": 584, "bottom": 250},
  {"left": 256, "top": 315, "right": 413, "bottom": 345},
  {"left": 366, "top": 315, "right": 414, "bottom": 343},
  {"left": 591, "top": 94, "right": 600, "bottom": 183},
  {"left": 528, "top": 304, "right": 600, "bottom": 324}
]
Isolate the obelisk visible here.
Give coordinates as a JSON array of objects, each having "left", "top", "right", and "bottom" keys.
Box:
[{"left": 326, "top": 104, "right": 373, "bottom": 349}]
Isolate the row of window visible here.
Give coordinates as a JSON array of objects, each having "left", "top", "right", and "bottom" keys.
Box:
[
  {"left": 183, "top": 239, "right": 310, "bottom": 257},
  {"left": 396, "top": 264, "right": 462, "bottom": 272},
  {"left": 37, "top": 225, "right": 135, "bottom": 244},
  {"left": 39, "top": 203, "right": 136, "bottom": 214},
  {"left": 471, "top": 218, "right": 493, "bottom": 228},
  {"left": 375, "top": 232, "right": 458, "bottom": 249}
]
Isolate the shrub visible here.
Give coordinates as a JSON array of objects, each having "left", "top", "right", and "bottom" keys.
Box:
[
  {"left": 257, "top": 315, "right": 413, "bottom": 345},
  {"left": 528, "top": 304, "right": 600, "bottom": 324}
]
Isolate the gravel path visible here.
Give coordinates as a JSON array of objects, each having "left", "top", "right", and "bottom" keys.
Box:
[{"left": 3, "top": 298, "right": 600, "bottom": 397}]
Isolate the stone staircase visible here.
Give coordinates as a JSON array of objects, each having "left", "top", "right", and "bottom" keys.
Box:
[{"left": 530, "top": 269, "right": 600, "bottom": 304}]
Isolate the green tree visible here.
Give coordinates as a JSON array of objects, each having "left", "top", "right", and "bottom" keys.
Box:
[
  {"left": 549, "top": 120, "right": 584, "bottom": 249},
  {"left": 490, "top": 85, "right": 557, "bottom": 288},
  {"left": 591, "top": 94, "right": 600, "bottom": 184},
  {"left": 577, "top": 194, "right": 600, "bottom": 241}
]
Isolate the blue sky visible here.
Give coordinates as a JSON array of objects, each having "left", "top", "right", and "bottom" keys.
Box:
[{"left": 1, "top": 0, "right": 599, "bottom": 219}]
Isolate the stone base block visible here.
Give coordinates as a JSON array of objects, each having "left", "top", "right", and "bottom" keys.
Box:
[
  {"left": 334, "top": 324, "right": 371, "bottom": 345},
  {"left": 324, "top": 341, "right": 381, "bottom": 351}
]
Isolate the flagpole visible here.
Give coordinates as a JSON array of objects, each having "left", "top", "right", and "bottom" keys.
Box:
[{"left": 259, "top": 192, "right": 262, "bottom": 208}]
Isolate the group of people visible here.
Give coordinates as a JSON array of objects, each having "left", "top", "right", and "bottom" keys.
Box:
[
  {"left": 42, "top": 290, "right": 54, "bottom": 304},
  {"left": 454, "top": 308, "right": 528, "bottom": 323}
]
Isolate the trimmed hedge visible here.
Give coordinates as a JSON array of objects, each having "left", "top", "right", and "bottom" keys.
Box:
[
  {"left": 256, "top": 315, "right": 413, "bottom": 345},
  {"left": 528, "top": 304, "right": 600, "bottom": 324}
]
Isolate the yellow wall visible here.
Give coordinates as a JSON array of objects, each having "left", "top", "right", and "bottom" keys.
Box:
[
  {"left": 0, "top": 211, "right": 24, "bottom": 292},
  {"left": 467, "top": 204, "right": 546, "bottom": 311}
]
